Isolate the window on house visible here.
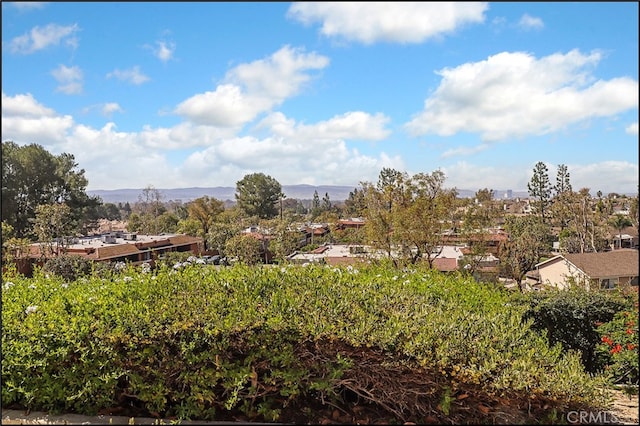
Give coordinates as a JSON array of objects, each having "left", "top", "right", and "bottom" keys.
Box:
[
  {"left": 600, "top": 279, "right": 616, "bottom": 290},
  {"left": 630, "top": 276, "right": 639, "bottom": 287}
]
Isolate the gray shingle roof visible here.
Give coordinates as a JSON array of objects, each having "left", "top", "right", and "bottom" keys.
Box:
[{"left": 564, "top": 249, "right": 638, "bottom": 279}]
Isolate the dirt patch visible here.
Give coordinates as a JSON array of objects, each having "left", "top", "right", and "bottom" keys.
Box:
[{"left": 608, "top": 388, "right": 639, "bottom": 425}]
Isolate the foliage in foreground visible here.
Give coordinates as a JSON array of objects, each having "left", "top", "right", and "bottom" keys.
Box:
[
  {"left": 521, "top": 288, "right": 634, "bottom": 374},
  {"left": 596, "top": 303, "right": 639, "bottom": 386},
  {"left": 2, "top": 262, "right": 611, "bottom": 423}
]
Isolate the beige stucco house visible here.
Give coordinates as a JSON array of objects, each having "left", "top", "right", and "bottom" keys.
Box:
[{"left": 534, "top": 249, "right": 639, "bottom": 291}]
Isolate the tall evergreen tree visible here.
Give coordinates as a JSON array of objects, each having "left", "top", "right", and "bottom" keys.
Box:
[
  {"left": 554, "top": 164, "right": 573, "bottom": 196},
  {"left": 527, "top": 161, "right": 553, "bottom": 224}
]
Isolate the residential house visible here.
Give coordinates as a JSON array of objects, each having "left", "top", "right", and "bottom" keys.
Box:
[{"left": 533, "top": 249, "right": 639, "bottom": 291}]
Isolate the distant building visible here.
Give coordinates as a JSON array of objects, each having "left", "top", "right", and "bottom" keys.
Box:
[{"left": 15, "top": 232, "right": 204, "bottom": 276}]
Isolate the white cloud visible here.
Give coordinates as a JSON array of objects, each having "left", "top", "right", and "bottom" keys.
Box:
[
  {"left": 287, "top": 2, "right": 488, "bottom": 44},
  {"left": 51, "top": 64, "right": 83, "bottom": 95},
  {"left": 568, "top": 161, "right": 639, "bottom": 194},
  {"left": 626, "top": 122, "right": 639, "bottom": 136},
  {"left": 3, "top": 92, "right": 635, "bottom": 194},
  {"left": 518, "top": 13, "right": 544, "bottom": 30},
  {"left": 8, "top": 23, "right": 79, "bottom": 54},
  {"left": 179, "top": 123, "right": 402, "bottom": 188},
  {"left": 405, "top": 49, "right": 639, "bottom": 141},
  {"left": 440, "top": 160, "right": 639, "bottom": 194},
  {"left": 259, "top": 111, "right": 391, "bottom": 141},
  {"left": 1, "top": 92, "right": 74, "bottom": 144},
  {"left": 106, "top": 66, "right": 150, "bottom": 85},
  {"left": 150, "top": 40, "right": 175, "bottom": 63},
  {"left": 175, "top": 46, "right": 329, "bottom": 127},
  {"left": 102, "top": 103, "right": 123, "bottom": 116},
  {"left": 441, "top": 161, "right": 528, "bottom": 191}
]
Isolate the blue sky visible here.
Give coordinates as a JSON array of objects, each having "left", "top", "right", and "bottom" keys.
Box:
[{"left": 2, "top": 2, "right": 638, "bottom": 194}]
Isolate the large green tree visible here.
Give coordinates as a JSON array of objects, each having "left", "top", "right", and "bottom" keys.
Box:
[
  {"left": 235, "top": 173, "right": 283, "bottom": 219},
  {"left": 363, "top": 168, "right": 455, "bottom": 266},
  {"left": 1, "top": 141, "right": 99, "bottom": 238}
]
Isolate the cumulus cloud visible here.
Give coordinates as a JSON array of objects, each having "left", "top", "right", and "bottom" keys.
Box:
[
  {"left": 51, "top": 64, "right": 83, "bottom": 95},
  {"left": 441, "top": 161, "right": 528, "bottom": 191},
  {"left": 175, "top": 45, "right": 329, "bottom": 127},
  {"left": 259, "top": 111, "right": 391, "bottom": 141},
  {"left": 179, "top": 126, "right": 402, "bottom": 188},
  {"left": 8, "top": 23, "right": 79, "bottom": 54},
  {"left": 1, "top": 92, "right": 74, "bottom": 144},
  {"left": 440, "top": 160, "right": 638, "bottom": 194},
  {"left": 568, "top": 161, "right": 639, "bottom": 194},
  {"left": 287, "top": 2, "right": 487, "bottom": 44},
  {"left": 405, "top": 49, "right": 639, "bottom": 141},
  {"left": 106, "top": 66, "right": 150, "bottom": 85},
  {"left": 626, "top": 122, "right": 638, "bottom": 136},
  {"left": 518, "top": 13, "right": 544, "bottom": 30},
  {"left": 2, "top": 90, "right": 398, "bottom": 189}
]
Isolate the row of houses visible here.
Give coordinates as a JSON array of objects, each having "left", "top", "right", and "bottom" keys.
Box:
[{"left": 10, "top": 215, "right": 639, "bottom": 292}]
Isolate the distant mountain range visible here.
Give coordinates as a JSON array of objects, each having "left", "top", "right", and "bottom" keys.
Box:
[
  {"left": 88, "top": 185, "right": 358, "bottom": 204},
  {"left": 87, "top": 185, "right": 531, "bottom": 204}
]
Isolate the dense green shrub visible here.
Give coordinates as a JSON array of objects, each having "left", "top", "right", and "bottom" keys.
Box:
[
  {"left": 2, "top": 262, "right": 610, "bottom": 423},
  {"left": 522, "top": 288, "right": 630, "bottom": 373},
  {"left": 41, "top": 254, "right": 93, "bottom": 281}
]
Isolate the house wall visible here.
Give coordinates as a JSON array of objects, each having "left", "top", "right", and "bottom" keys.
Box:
[{"left": 538, "top": 258, "right": 588, "bottom": 290}]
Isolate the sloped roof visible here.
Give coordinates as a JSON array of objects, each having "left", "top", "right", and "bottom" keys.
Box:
[
  {"left": 93, "top": 244, "right": 141, "bottom": 260},
  {"left": 556, "top": 249, "right": 638, "bottom": 279},
  {"left": 325, "top": 256, "right": 366, "bottom": 266}
]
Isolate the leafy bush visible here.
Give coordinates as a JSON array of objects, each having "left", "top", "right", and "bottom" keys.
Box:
[
  {"left": 2, "top": 263, "right": 610, "bottom": 423},
  {"left": 522, "top": 288, "right": 629, "bottom": 373},
  {"left": 156, "top": 251, "right": 192, "bottom": 267},
  {"left": 42, "top": 254, "right": 93, "bottom": 281}
]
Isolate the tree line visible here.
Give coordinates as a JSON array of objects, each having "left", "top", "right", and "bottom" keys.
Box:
[{"left": 2, "top": 141, "right": 638, "bottom": 288}]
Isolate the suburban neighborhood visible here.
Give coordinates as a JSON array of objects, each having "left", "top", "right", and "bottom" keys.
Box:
[
  {"left": 1, "top": 2, "right": 638, "bottom": 423},
  {"left": 4, "top": 164, "right": 638, "bottom": 294}
]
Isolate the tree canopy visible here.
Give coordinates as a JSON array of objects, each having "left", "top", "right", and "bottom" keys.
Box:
[
  {"left": 1, "top": 141, "right": 99, "bottom": 239},
  {"left": 235, "top": 173, "right": 283, "bottom": 219}
]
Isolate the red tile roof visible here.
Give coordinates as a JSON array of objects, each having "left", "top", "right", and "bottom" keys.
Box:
[{"left": 432, "top": 257, "right": 458, "bottom": 272}]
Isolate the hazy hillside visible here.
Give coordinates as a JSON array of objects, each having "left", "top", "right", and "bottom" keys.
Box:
[
  {"left": 88, "top": 185, "right": 359, "bottom": 204},
  {"left": 87, "top": 185, "right": 530, "bottom": 204}
]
